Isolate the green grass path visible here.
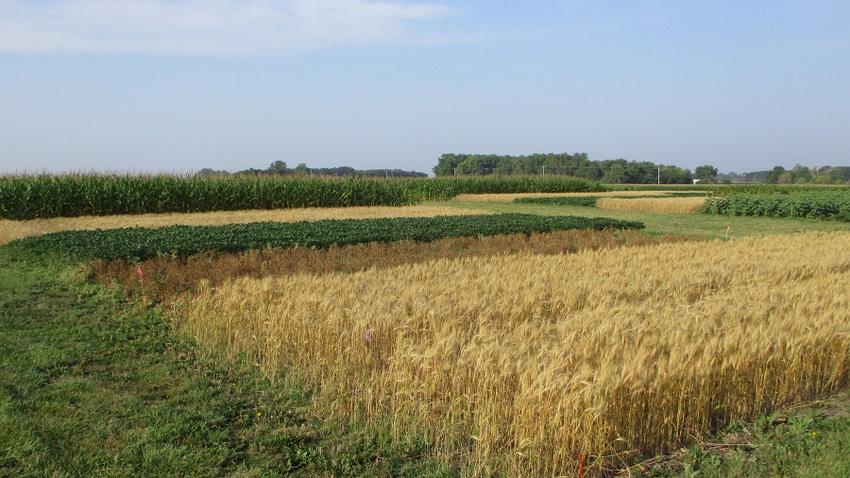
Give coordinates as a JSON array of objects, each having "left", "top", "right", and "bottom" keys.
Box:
[
  {"left": 445, "top": 201, "right": 850, "bottom": 239},
  {"left": 0, "top": 250, "right": 450, "bottom": 477}
]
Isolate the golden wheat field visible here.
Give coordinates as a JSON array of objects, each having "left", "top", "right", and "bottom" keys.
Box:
[
  {"left": 175, "top": 231, "right": 850, "bottom": 476},
  {"left": 596, "top": 197, "right": 707, "bottom": 214},
  {"left": 0, "top": 205, "right": 483, "bottom": 245}
]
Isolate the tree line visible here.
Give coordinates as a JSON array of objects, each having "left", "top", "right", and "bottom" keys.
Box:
[
  {"left": 432, "top": 153, "right": 702, "bottom": 184},
  {"left": 722, "top": 165, "right": 849, "bottom": 185},
  {"left": 434, "top": 153, "right": 848, "bottom": 185},
  {"left": 197, "top": 161, "right": 427, "bottom": 178},
  {"left": 195, "top": 157, "right": 847, "bottom": 185}
]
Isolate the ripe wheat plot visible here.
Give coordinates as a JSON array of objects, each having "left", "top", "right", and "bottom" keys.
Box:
[
  {"left": 177, "top": 232, "right": 850, "bottom": 476},
  {"left": 596, "top": 196, "right": 707, "bottom": 214}
]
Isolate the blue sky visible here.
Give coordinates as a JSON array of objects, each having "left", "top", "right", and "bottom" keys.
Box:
[{"left": 1, "top": 1, "right": 848, "bottom": 175}]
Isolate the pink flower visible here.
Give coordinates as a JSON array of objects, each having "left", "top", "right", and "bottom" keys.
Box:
[
  {"left": 136, "top": 265, "right": 144, "bottom": 276},
  {"left": 364, "top": 329, "right": 372, "bottom": 343}
]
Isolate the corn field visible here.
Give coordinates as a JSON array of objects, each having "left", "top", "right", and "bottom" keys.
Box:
[
  {"left": 0, "top": 173, "right": 606, "bottom": 220},
  {"left": 176, "top": 231, "right": 850, "bottom": 476},
  {"left": 0, "top": 173, "right": 415, "bottom": 219}
]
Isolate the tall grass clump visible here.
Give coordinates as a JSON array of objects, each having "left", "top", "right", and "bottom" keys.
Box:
[{"left": 177, "top": 232, "right": 850, "bottom": 476}]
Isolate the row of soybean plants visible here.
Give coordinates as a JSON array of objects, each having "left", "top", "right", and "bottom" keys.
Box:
[
  {"left": 0, "top": 174, "right": 608, "bottom": 220},
  {"left": 514, "top": 196, "right": 601, "bottom": 207},
  {"left": 513, "top": 192, "right": 710, "bottom": 208},
  {"left": 10, "top": 213, "right": 644, "bottom": 262},
  {"left": 699, "top": 190, "right": 850, "bottom": 221}
]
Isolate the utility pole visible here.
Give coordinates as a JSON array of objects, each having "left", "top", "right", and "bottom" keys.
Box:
[{"left": 657, "top": 164, "right": 661, "bottom": 185}]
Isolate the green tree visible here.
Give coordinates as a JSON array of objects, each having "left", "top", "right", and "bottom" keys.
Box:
[
  {"left": 294, "top": 163, "right": 309, "bottom": 176},
  {"left": 821, "top": 168, "right": 846, "bottom": 184},
  {"left": 659, "top": 165, "right": 693, "bottom": 184},
  {"left": 819, "top": 166, "right": 849, "bottom": 183},
  {"left": 267, "top": 160, "right": 288, "bottom": 175},
  {"left": 792, "top": 164, "right": 813, "bottom": 183},
  {"left": 601, "top": 162, "right": 627, "bottom": 184},
  {"left": 457, "top": 155, "right": 500, "bottom": 176},
  {"left": 433, "top": 154, "right": 465, "bottom": 176},
  {"left": 765, "top": 166, "right": 786, "bottom": 184},
  {"left": 575, "top": 161, "right": 602, "bottom": 181},
  {"left": 694, "top": 165, "right": 719, "bottom": 183},
  {"left": 777, "top": 172, "right": 794, "bottom": 184},
  {"left": 195, "top": 168, "right": 230, "bottom": 178}
]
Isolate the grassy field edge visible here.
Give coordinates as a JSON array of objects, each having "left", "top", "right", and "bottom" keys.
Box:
[{"left": 0, "top": 247, "right": 453, "bottom": 477}]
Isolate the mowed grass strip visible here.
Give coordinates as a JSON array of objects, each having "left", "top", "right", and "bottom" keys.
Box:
[
  {"left": 0, "top": 253, "right": 306, "bottom": 476},
  {"left": 0, "top": 249, "right": 453, "bottom": 477},
  {"left": 178, "top": 232, "right": 850, "bottom": 476}
]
